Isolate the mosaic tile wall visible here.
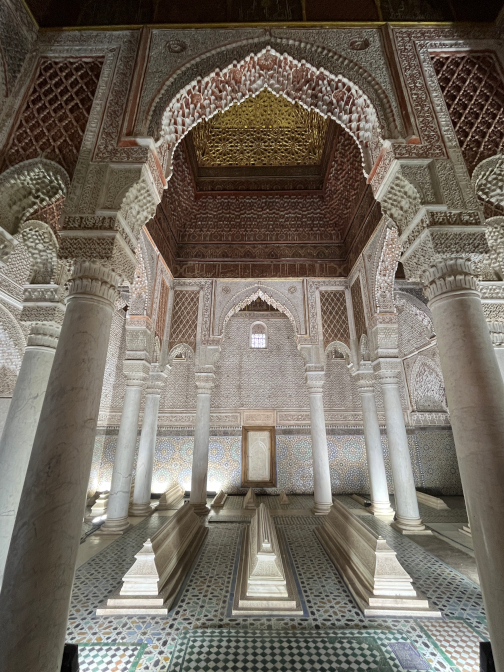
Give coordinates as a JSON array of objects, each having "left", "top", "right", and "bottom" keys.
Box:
[{"left": 92, "top": 427, "right": 462, "bottom": 496}]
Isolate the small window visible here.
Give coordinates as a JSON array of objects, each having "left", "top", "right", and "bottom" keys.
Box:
[{"left": 250, "top": 322, "right": 267, "bottom": 349}]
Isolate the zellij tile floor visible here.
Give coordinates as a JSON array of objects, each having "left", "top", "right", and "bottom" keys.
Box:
[{"left": 69, "top": 495, "right": 488, "bottom": 672}]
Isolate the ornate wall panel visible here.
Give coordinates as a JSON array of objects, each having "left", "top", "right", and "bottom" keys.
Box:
[
  {"left": 350, "top": 275, "right": 366, "bottom": 343},
  {"left": 167, "top": 289, "right": 199, "bottom": 353},
  {"left": 1, "top": 58, "right": 103, "bottom": 178},
  {"left": 319, "top": 290, "right": 350, "bottom": 348},
  {"left": 155, "top": 278, "right": 169, "bottom": 342},
  {"left": 431, "top": 52, "right": 504, "bottom": 176},
  {"left": 0, "top": 0, "right": 37, "bottom": 99},
  {"left": 0, "top": 300, "right": 24, "bottom": 396}
]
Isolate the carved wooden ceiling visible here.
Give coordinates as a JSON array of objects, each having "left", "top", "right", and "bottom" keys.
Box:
[
  {"left": 184, "top": 90, "right": 336, "bottom": 193},
  {"left": 147, "top": 112, "right": 382, "bottom": 278}
]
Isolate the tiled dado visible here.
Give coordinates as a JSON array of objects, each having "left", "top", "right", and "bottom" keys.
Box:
[{"left": 69, "top": 498, "right": 487, "bottom": 672}]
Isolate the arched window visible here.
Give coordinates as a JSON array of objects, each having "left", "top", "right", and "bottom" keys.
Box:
[{"left": 250, "top": 321, "right": 267, "bottom": 348}]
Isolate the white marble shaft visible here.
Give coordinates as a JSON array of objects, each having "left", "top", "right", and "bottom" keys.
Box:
[
  {"left": 211, "top": 490, "right": 227, "bottom": 508},
  {"left": 101, "top": 383, "right": 144, "bottom": 533},
  {"left": 244, "top": 487, "right": 258, "bottom": 509},
  {"left": 425, "top": 261, "right": 504, "bottom": 671},
  {"left": 130, "top": 388, "right": 162, "bottom": 517},
  {"left": 378, "top": 368, "right": 428, "bottom": 534},
  {"left": 0, "top": 324, "right": 59, "bottom": 586},
  {"left": 416, "top": 491, "right": 449, "bottom": 510},
  {"left": 97, "top": 503, "right": 207, "bottom": 615},
  {"left": 189, "top": 374, "right": 214, "bottom": 514},
  {"left": 247, "top": 504, "right": 288, "bottom": 597},
  {"left": 306, "top": 372, "right": 333, "bottom": 515},
  {"left": 316, "top": 499, "right": 441, "bottom": 617},
  {"left": 0, "top": 262, "right": 119, "bottom": 672},
  {"left": 357, "top": 378, "right": 394, "bottom": 518},
  {"left": 157, "top": 483, "right": 185, "bottom": 510}
]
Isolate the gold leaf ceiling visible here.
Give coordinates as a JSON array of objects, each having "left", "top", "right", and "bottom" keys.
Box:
[{"left": 191, "top": 89, "right": 329, "bottom": 168}]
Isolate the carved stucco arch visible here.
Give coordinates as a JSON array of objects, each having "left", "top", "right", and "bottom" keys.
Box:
[
  {"left": 219, "top": 286, "right": 300, "bottom": 337},
  {"left": 168, "top": 342, "right": 195, "bottom": 363},
  {"left": 371, "top": 217, "right": 402, "bottom": 315},
  {"left": 410, "top": 354, "right": 447, "bottom": 413},
  {"left": 0, "top": 159, "right": 69, "bottom": 236},
  {"left": 324, "top": 339, "right": 351, "bottom": 363},
  {"left": 147, "top": 37, "right": 399, "bottom": 144},
  {"left": 395, "top": 290, "right": 434, "bottom": 334},
  {"left": 0, "top": 301, "right": 25, "bottom": 395}
]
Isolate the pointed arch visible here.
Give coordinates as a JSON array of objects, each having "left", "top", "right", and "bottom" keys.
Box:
[
  {"left": 154, "top": 47, "right": 386, "bottom": 180},
  {"left": 219, "top": 286, "right": 301, "bottom": 336}
]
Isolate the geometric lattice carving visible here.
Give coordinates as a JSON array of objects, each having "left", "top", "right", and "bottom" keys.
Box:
[
  {"left": 1, "top": 59, "right": 103, "bottom": 178},
  {"left": 156, "top": 278, "right": 169, "bottom": 342},
  {"left": 432, "top": 53, "right": 504, "bottom": 176},
  {"left": 320, "top": 290, "right": 350, "bottom": 348},
  {"left": 350, "top": 275, "right": 366, "bottom": 343},
  {"left": 168, "top": 290, "right": 200, "bottom": 353}
]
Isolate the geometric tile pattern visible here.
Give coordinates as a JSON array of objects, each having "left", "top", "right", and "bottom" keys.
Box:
[
  {"left": 350, "top": 276, "right": 367, "bottom": 344},
  {"left": 78, "top": 643, "right": 146, "bottom": 672},
  {"left": 420, "top": 619, "right": 487, "bottom": 672},
  {"left": 388, "top": 642, "right": 430, "bottom": 670},
  {"left": 94, "top": 428, "right": 461, "bottom": 496},
  {"left": 68, "top": 498, "right": 488, "bottom": 672},
  {"left": 1, "top": 59, "right": 103, "bottom": 178},
  {"left": 167, "top": 630, "right": 401, "bottom": 672}
]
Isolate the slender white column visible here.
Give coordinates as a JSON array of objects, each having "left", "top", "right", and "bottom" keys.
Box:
[
  {"left": 376, "top": 363, "right": 427, "bottom": 533},
  {"left": 306, "top": 369, "right": 332, "bottom": 515},
  {"left": 355, "top": 371, "right": 394, "bottom": 518},
  {"left": 0, "top": 261, "right": 120, "bottom": 672},
  {"left": 130, "top": 366, "right": 167, "bottom": 516},
  {"left": 423, "top": 258, "right": 504, "bottom": 672},
  {"left": 100, "top": 363, "right": 148, "bottom": 533},
  {"left": 493, "top": 345, "right": 504, "bottom": 381},
  {"left": 189, "top": 372, "right": 214, "bottom": 515},
  {"left": 0, "top": 320, "right": 62, "bottom": 586}
]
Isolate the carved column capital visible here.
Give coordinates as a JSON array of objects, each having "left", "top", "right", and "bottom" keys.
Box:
[
  {"left": 487, "top": 322, "right": 504, "bottom": 346},
  {"left": 421, "top": 257, "right": 479, "bottom": 304},
  {"left": 26, "top": 323, "right": 61, "bottom": 350},
  {"left": 305, "top": 366, "right": 325, "bottom": 394},
  {"left": 66, "top": 261, "right": 121, "bottom": 307},
  {"left": 195, "top": 371, "right": 215, "bottom": 394},
  {"left": 123, "top": 360, "right": 151, "bottom": 388},
  {"left": 145, "top": 365, "right": 168, "bottom": 396},
  {"left": 373, "top": 358, "right": 402, "bottom": 387},
  {"left": 354, "top": 365, "right": 376, "bottom": 395}
]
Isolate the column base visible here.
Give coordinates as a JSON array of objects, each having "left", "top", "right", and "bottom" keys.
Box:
[
  {"left": 128, "top": 503, "right": 154, "bottom": 517},
  {"left": 97, "top": 516, "right": 132, "bottom": 535},
  {"left": 190, "top": 503, "right": 210, "bottom": 516},
  {"left": 368, "top": 501, "right": 395, "bottom": 520},
  {"left": 312, "top": 502, "right": 333, "bottom": 516},
  {"left": 459, "top": 524, "right": 472, "bottom": 538},
  {"left": 391, "top": 517, "right": 432, "bottom": 535}
]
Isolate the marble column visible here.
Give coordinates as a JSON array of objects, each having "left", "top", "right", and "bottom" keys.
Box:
[
  {"left": 422, "top": 258, "right": 504, "bottom": 671},
  {"left": 306, "top": 369, "right": 333, "bottom": 515},
  {"left": 376, "top": 363, "right": 427, "bottom": 533},
  {"left": 355, "top": 369, "right": 394, "bottom": 518},
  {"left": 0, "top": 261, "right": 120, "bottom": 672},
  {"left": 189, "top": 372, "right": 214, "bottom": 515},
  {"left": 100, "top": 361, "right": 149, "bottom": 533},
  {"left": 130, "top": 366, "right": 167, "bottom": 516},
  {"left": 0, "top": 313, "right": 63, "bottom": 586}
]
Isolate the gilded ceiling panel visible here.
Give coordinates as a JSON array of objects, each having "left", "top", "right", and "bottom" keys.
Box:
[{"left": 191, "top": 89, "right": 329, "bottom": 168}]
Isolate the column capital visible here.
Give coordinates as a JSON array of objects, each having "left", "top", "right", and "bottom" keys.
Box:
[
  {"left": 195, "top": 371, "right": 215, "bottom": 393},
  {"left": 354, "top": 367, "right": 376, "bottom": 394},
  {"left": 373, "top": 358, "right": 402, "bottom": 387},
  {"left": 123, "top": 359, "right": 151, "bottom": 387},
  {"left": 305, "top": 366, "right": 325, "bottom": 394},
  {"left": 421, "top": 257, "right": 479, "bottom": 304},
  {"left": 66, "top": 261, "right": 121, "bottom": 307},
  {"left": 145, "top": 365, "right": 168, "bottom": 396}
]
